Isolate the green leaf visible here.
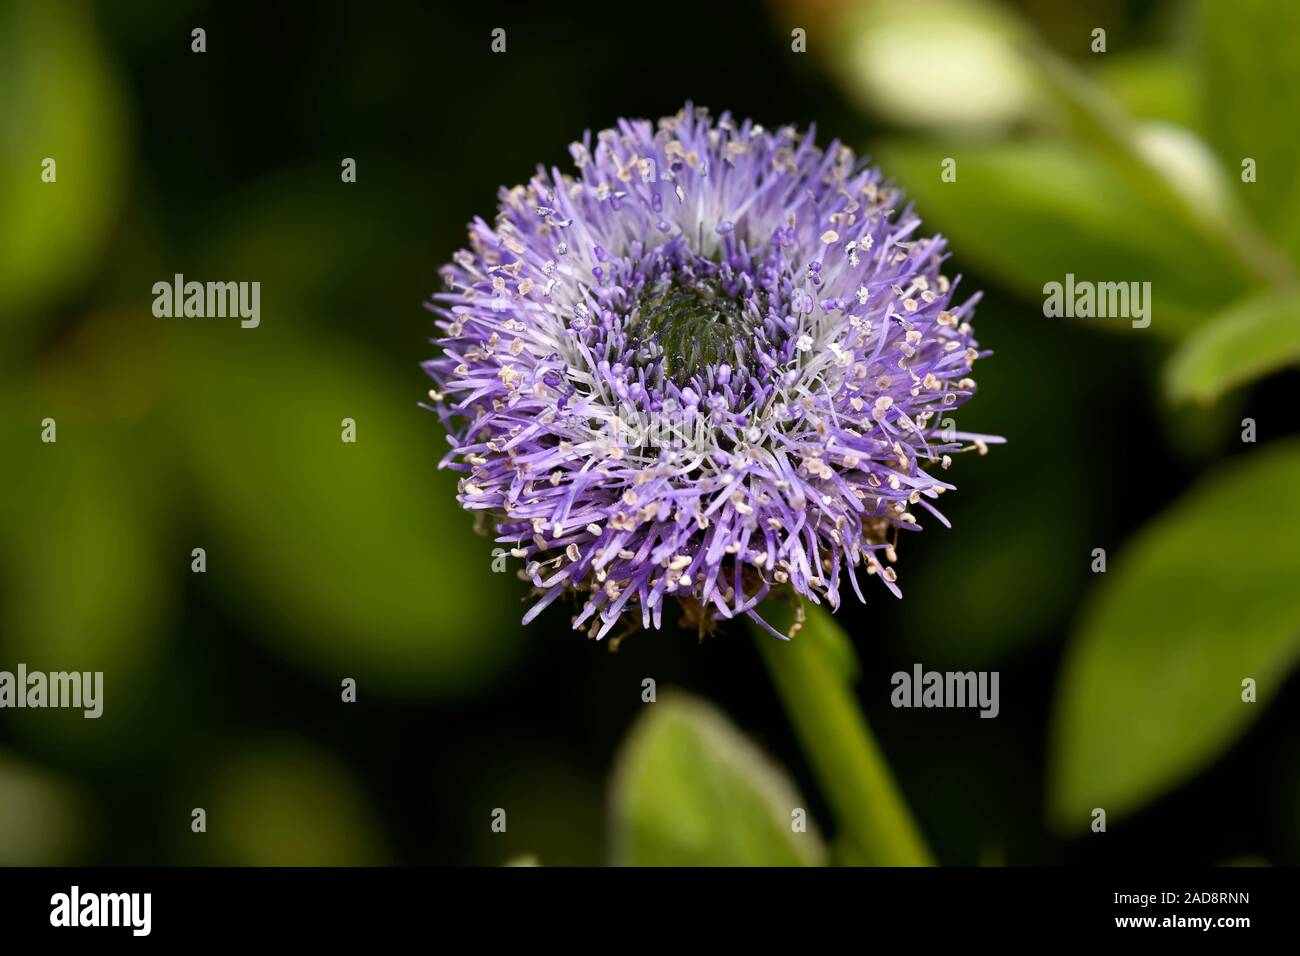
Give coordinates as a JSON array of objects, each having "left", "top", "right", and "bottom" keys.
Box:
[
  {"left": 1095, "top": 51, "right": 1200, "bottom": 132},
  {"left": 825, "top": 0, "right": 1044, "bottom": 133},
  {"left": 1199, "top": 0, "right": 1300, "bottom": 234},
  {"left": 0, "top": 0, "right": 128, "bottom": 336},
  {"left": 1050, "top": 441, "right": 1300, "bottom": 830},
  {"left": 1166, "top": 291, "right": 1300, "bottom": 404},
  {"left": 610, "top": 692, "right": 826, "bottom": 866},
  {"left": 197, "top": 740, "right": 386, "bottom": 865},
  {"left": 0, "top": 428, "right": 174, "bottom": 753},
  {"left": 175, "top": 327, "right": 524, "bottom": 699},
  {"left": 1007, "top": 44, "right": 1287, "bottom": 289},
  {"left": 876, "top": 139, "right": 1253, "bottom": 337}
]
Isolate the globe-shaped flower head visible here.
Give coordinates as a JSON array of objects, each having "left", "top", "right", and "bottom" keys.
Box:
[{"left": 423, "top": 104, "right": 997, "bottom": 640}]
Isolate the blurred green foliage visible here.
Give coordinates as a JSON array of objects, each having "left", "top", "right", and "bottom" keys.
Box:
[
  {"left": 826, "top": 0, "right": 1300, "bottom": 844},
  {"left": 1166, "top": 291, "right": 1300, "bottom": 404},
  {"left": 1051, "top": 442, "right": 1300, "bottom": 827},
  {"left": 753, "top": 602, "right": 934, "bottom": 865},
  {"left": 177, "top": 326, "right": 521, "bottom": 697},
  {"left": 611, "top": 692, "right": 825, "bottom": 866},
  {"left": 1, "top": 0, "right": 532, "bottom": 863},
  {"left": 1199, "top": 0, "right": 1300, "bottom": 236},
  {"left": 0, "top": 0, "right": 127, "bottom": 339},
  {"left": 0, "top": 752, "right": 86, "bottom": 865},
  {"left": 194, "top": 738, "right": 388, "bottom": 866},
  {"left": 876, "top": 139, "right": 1252, "bottom": 335}
]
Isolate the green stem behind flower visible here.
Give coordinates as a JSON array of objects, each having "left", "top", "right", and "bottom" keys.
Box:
[{"left": 752, "top": 601, "right": 934, "bottom": 866}]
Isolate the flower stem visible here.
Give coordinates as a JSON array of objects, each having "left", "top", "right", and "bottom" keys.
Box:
[{"left": 753, "top": 605, "right": 934, "bottom": 866}]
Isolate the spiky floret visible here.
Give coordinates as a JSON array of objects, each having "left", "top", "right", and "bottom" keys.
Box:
[{"left": 422, "top": 104, "right": 998, "bottom": 640}]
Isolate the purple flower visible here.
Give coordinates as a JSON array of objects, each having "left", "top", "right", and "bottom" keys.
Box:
[{"left": 423, "top": 105, "right": 997, "bottom": 640}]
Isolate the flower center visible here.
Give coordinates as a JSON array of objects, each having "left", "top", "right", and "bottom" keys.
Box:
[{"left": 630, "top": 281, "right": 759, "bottom": 384}]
